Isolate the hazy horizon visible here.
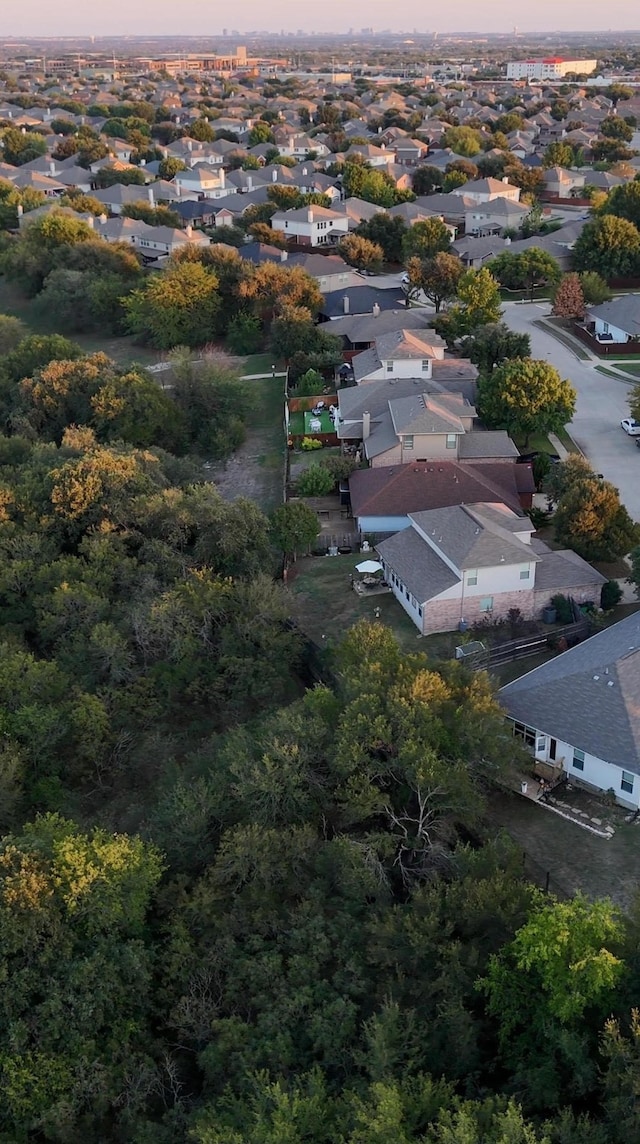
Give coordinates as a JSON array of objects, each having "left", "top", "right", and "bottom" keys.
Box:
[{"left": 2, "top": 0, "right": 640, "bottom": 39}]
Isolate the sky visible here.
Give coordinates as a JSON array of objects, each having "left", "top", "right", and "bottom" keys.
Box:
[{"left": 2, "top": 0, "right": 640, "bottom": 37}]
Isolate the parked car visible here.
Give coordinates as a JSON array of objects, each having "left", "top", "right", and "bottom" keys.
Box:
[{"left": 621, "top": 418, "right": 640, "bottom": 436}]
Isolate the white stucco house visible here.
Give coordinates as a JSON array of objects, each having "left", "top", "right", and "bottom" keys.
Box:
[
  {"left": 271, "top": 205, "right": 350, "bottom": 247},
  {"left": 500, "top": 612, "right": 640, "bottom": 809},
  {"left": 174, "top": 164, "right": 230, "bottom": 199},
  {"left": 376, "top": 501, "right": 605, "bottom": 635},
  {"left": 586, "top": 297, "right": 640, "bottom": 345}
]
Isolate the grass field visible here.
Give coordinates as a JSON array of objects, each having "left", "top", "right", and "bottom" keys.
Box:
[
  {"left": 239, "top": 353, "right": 285, "bottom": 376},
  {"left": 208, "top": 375, "right": 285, "bottom": 511},
  {"left": 513, "top": 427, "right": 580, "bottom": 456}
]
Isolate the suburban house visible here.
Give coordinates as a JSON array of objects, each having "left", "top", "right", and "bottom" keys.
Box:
[
  {"left": 464, "top": 198, "right": 531, "bottom": 236},
  {"left": 174, "top": 165, "right": 229, "bottom": 198},
  {"left": 349, "top": 459, "right": 535, "bottom": 534},
  {"left": 453, "top": 235, "right": 508, "bottom": 268},
  {"left": 271, "top": 205, "right": 350, "bottom": 247},
  {"left": 376, "top": 502, "right": 605, "bottom": 634},
  {"left": 337, "top": 380, "right": 514, "bottom": 468},
  {"left": 326, "top": 308, "right": 441, "bottom": 357},
  {"left": 450, "top": 177, "right": 521, "bottom": 205},
  {"left": 319, "top": 286, "right": 407, "bottom": 320},
  {"left": 543, "top": 166, "right": 586, "bottom": 199},
  {"left": 585, "top": 297, "right": 640, "bottom": 345},
  {"left": 500, "top": 612, "right": 640, "bottom": 809}
]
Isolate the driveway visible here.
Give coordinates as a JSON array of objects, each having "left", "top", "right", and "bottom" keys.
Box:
[{"left": 501, "top": 302, "right": 640, "bottom": 520}]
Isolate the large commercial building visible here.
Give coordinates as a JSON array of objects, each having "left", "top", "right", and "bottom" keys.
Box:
[{"left": 506, "top": 58, "right": 597, "bottom": 81}]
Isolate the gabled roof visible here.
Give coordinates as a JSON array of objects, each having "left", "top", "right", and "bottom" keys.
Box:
[
  {"left": 377, "top": 527, "right": 460, "bottom": 602},
  {"left": 500, "top": 611, "right": 640, "bottom": 772},
  {"left": 388, "top": 392, "right": 473, "bottom": 435},
  {"left": 409, "top": 502, "right": 539, "bottom": 572},
  {"left": 587, "top": 296, "right": 640, "bottom": 337}
]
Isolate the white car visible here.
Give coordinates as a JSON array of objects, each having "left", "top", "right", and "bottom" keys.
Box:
[{"left": 621, "top": 418, "right": 640, "bottom": 436}]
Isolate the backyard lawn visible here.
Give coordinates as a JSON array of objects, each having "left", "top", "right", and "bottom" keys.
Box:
[
  {"left": 239, "top": 353, "right": 285, "bottom": 376},
  {"left": 289, "top": 552, "right": 424, "bottom": 654}
]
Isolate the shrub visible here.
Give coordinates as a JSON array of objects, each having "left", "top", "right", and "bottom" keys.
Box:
[
  {"left": 551, "top": 593, "right": 574, "bottom": 623},
  {"left": 297, "top": 464, "right": 335, "bottom": 496},
  {"left": 532, "top": 452, "right": 551, "bottom": 490},
  {"left": 601, "top": 579, "right": 623, "bottom": 610},
  {"left": 300, "top": 437, "right": 323, "bottom": 451}
]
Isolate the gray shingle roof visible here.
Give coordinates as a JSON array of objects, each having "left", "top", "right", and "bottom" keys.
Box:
[
  {"left": 408, "top": 503, "right": 539, "bottom": 571},
  {"left": 500, "top": 612, "right": 640, "bottom": 773},
  {"left": 587, "top": 296, "right": 640, "bottom": 338},
  {"left": 458, "top": 431, "right": 519, "bottom": 459},
  {"left": 388, "top": 392, "right": 471, "bottom": 435},
  {"left": 376, "top": 527, "right": 460, "bottom": 602}
]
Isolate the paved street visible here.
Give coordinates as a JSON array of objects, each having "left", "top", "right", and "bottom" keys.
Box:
[{"left": 501, "top": 302, "right": 640, "bottom": 520}]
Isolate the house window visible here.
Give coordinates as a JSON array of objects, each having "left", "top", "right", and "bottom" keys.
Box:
[
  {"left": 519, "top": 568, "right": 530, "bottom": 580},
  {"left": 572, "top": 749, "right": 585, "bottom": 772},
  {"left": 418, "top": 606, "right": 423, "bottom": 617},
  {"left": 446, "top": 433, "right": 457, "bottom": 449},
  {"left": 404, "top": 435, "right": 414, "bottom": 449},
  {"left": 479, "top": 596, "right": 493, "bottom": 612},
  {"left": 422, "top": 359, "right": 430, "bottom": 372},
  {"left": 622, "top": 770, "right": 635, "bottom": 794},
  {"left": 512, "top": 720, "right": 536, "bottom": 748},
  {"left": 466, "top": 571, "right": 478, "bottom": 586},
  {"left": 386, "top": 362, "right": 393, "bottom": 372},
  {"left": 603, "top": 322, "right": 609, "bottom": 334}
]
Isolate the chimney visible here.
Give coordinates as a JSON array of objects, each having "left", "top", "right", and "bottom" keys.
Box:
[
  {"left": 87, "top": 215, "right": 94, "bottom": 228},
  {"left": 502, "top": 175, "right": 509, "bottom": 183},
  {"left": 99, "top": 213, "right": 107, "bottom": 224},
  {"left": 186, "top": 225, "right": 193, "bottom": 237},
  {"left": 147, "top": 187, "right": 155, "bottom": 207},
  {"left": 307, "top": 208, "right": 314, "bottom": 223},
  {"left": 49, "top": 160, "right": 56, "bottom": 175},
  {"left": 219, "top": 168, "right": 225, "bottom": 188},
  {"left": 247, "top": 175, "right": 253, "bottom": 191},
  {"left": 372, "top": 302, "right": 380, "bottom": 317},
  {"left": 272, "top": 168, "right": 278, "bottom": 181},
  {"left": 187, "top": 140, "right": 193, "bottom": 151},
  {"left": 140, "top": 158, "right": 146, "bottom": 167},
  {"left": 362, "top": 411, "right": 371, "bottom": 440},
  {"left": 17, "top": 203, "right": 23, "bottom": 217},
  {"left": 280, "top": 249, "right": 288, "bottom": 261},
  {"left": 343, "top": 295, "right": 350, "bottom": 314}
]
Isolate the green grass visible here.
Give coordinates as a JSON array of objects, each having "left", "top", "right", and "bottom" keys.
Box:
[
  {"left": 595, "top": 365, "right": 636, "bottom": 383},
  {"left": 512, "top": 428, "right": 580, "bottom": 456},
  {"left": 240, "top": 353, "right": 285, "bottom": 376},
  {"left": 289, "top": 553, "right": 424, "bottom": 655},
  {"left": 601, "top": 362, "right": 640, "bottom": 379}
]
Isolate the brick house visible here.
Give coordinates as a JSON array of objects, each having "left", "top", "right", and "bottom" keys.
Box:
[{"left": 376, "top": 502, "right": 605, "bottom": 635}]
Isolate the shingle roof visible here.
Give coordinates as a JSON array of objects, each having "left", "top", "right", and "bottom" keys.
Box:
[
  {"left": 500, "top": 612, "right": 640, "bottom": 773},
  {"left": 376, "top": 527, "right": 460, "bottom": 602},
  {"left": 408, "top": 503, "right": 539, "bottom": 571},
  {"left": 349, "top": 460, "right": 528, "bottom": 518},
  {"left": 388, "top": 392, "right": 471, "bottom": 435},
  {"left": 458, "top": 430, "right": 519, "bottom": 459},
  {"left": 587, "top": 296, "right": 640, "bottom": 337}
]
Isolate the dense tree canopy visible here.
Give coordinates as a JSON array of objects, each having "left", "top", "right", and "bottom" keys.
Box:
[{"left": 478, "top": 358, "right": 576, "bottom": 446}]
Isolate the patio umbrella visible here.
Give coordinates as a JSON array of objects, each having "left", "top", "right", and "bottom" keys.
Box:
[{"left": 356, "top": 560, "right": 383, "bottom": 573}]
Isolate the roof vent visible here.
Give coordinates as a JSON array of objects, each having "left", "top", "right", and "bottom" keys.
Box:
[
  {"left": 593, "top": 674, "right": 600, "bottom": 680},
  {"left": 607, "top": 680, "right": 614, "bottom": 687},
  {"left": 500, "top": 555, "right": 505, "bottom": 562}
]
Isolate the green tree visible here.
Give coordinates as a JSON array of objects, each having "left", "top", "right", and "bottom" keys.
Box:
[
  {"left": 226, "top": 312, "right": 263, "bottom": 355},
  {"left": 411, "top": 165, "right": 445, "bottom": 195},
  {"left": 543, "top": 142, "right": 576, "bottom": 169},
  {"left": 579, "top": 270, "right": 612, "bottom": 305},
  {"left": 121, "top": 201, "right": 180, "bottom": 227},
  {"left": 600, "top": 180, "right": 640, "bottom": 229},
  {"left": 124, "top": 262, "right": 222, "bottom": 349},
  {"left": 601, "top": 117, "right": 634, "bottom": 143},
  {"left": 441, "top": 125, "right": 484, "bottom": 156},
  {"left": 573, "top": 215, "right": 640, "bottom": 279},
  {"left": 406, "top": 251, "right": 463, "bottom": 312},
  {"left": 270, "top": 501, "right": 320, "bottom": 559},
  {"left": 249, "top": 122, "right": 276, "bottom": 146},
  {"left": 0, "top": 314, "right": 27, "bottom": 355},
  {"left": 355, "top": 214, "right": 407, "bottom": 263},
  {"left": 439, "top": 267, "right": 503, "bottom": 340},
  {"left": 1, "top": 126, "right": 48, "bottom": 165},
  {"left": 478, "top": 358, "right": 576, "bottom": 446},
  {"left": 489, "top": 249, "right": 561, "bottom": 301},
  {"left": 402, "top": 217, "right": 452, "bottom": 262},
  {"left": 460, "top": 322, "right": 531, "bottom": 373},
  {"left": 158, "top": 156, "right": 187, "bottom": 178},
  {"left": 297, "top": 464, "right": 336, "bottom": 496}
]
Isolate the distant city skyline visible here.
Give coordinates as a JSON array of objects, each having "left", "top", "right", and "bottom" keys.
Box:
[{"left": 2, "top": 0, "right": 640, "bottom": 38}]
